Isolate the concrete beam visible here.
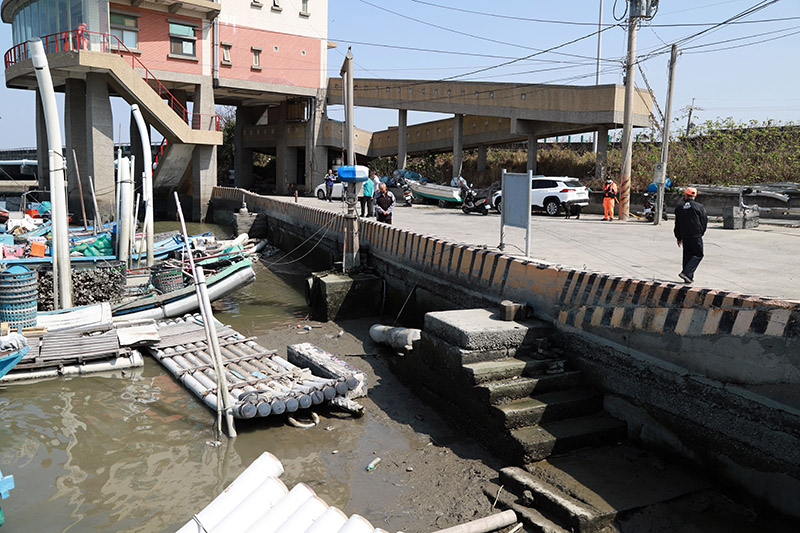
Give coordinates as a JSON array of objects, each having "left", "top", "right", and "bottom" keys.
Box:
[
  {"left": 168, "top": 2, "right": 184, "bottom": 13},
  {"left": 65, "top": 78, "right": 89, "bottom": 221}
]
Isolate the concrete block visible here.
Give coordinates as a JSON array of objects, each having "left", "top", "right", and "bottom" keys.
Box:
[
  {"left": 723, "top": 206, "right": 760, "bottom": 229},
  {"left": 309, "top": 272, "right": 382, "bottom": 322},
  {"left": 233, "top": 212, "right": 268, "bottom": 238},
  {"left": 423, "top": 308, "right": 552, "bottom": 351},
  {"left": 500, "top": 299, "right": 527, "bottom": 321},
  {"left": 286, "top": 342, "right": 367, "bottom": 399}
]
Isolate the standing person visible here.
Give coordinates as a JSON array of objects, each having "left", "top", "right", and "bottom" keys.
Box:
[
  {"left": 360, "top": 171, "right": 375, "bottom": 217},
  {"left": 372, "top": 172, "right": 381, "bottom": 203},
  {"left": 375, "top": 182, "right": 395, "bottom": 224},
  {"left": 674, "top": 187, "right": 708, "bottom": 284},
  {"left": 602, "top": 178, "right": 618, "bottom": 221},
  {"left": 324, "top": 169, "right": 335, "bottom": 202}
]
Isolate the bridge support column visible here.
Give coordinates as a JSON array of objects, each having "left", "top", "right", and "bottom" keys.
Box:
[
  {"left": 453, "top": 113, "right": 464, "bottom": 177},
  {"left": 35, "top": 92, "right": 49, "bottom": 189},
  {"left": 65, "top": 79, "right": 88, "bottom": 218},
  {"left": 527, "top": 135, "right": 538, "bottom": 174},
  {"left": 192, "top": 81, "right": 217, "bottom": 221},
  {"left": 85, "top": 73, "right": 114, "bottom": 221},
  {"left": 477, "top": 144, "right": 487, "bottom": 172},
  {"left": 398, "top": 109, "right": 408, "bottom": 170},
  {"left": 595, "top": 126, "right": 609, "bottom": 180},
  {"left": 234, "top": 106, "right": 254, "bottom": 190}
]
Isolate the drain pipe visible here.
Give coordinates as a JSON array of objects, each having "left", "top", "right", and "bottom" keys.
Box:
[
  {"left": 116, "top": 157, "right": 132, "bottom": 266},
  {"left": 30, "top": 39, "right": 72, "bottom": 309},
  {"left": 212, "top": 16, "right": 220, "bottom": 88},
  {"left": 130, "top": 104, "right": 154, "bottom": 266},
  {"left": 432, "top": 510, "right": 518, "bottom": 533}
]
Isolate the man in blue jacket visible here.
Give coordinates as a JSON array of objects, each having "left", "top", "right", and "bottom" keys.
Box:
[{"left": 674, "top": 187, "right": 708, "bottom": 284}]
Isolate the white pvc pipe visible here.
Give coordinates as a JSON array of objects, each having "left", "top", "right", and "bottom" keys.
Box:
[
  {"left": 117, "top": 157, "right": 132, "bottom": 266},
  {"left": 130, "top": 104, "right": 154, "bottom": 266},
  {"left": 304, "top": 506, "right": 349, "bottom": 533},
  {"left": 431, "top": 510, "right": 518, "bottom": 533},
  {"left": 0, "top": 351, "right": 143, "bottom": 383},
  {"left": 208, "top": 476, "right": 288, "bottom": 533},
  {"left": 213, "top": 482, "right": 314, "bottom": 533},
  {"left": 262, "top": 495, "right": 328, "bottom": 533},
  {"left": 336, "top": 515, "right": 375, "bottom": 533},
  {"left": 30, "top": 39, "right": 72, "bottom": 309}
]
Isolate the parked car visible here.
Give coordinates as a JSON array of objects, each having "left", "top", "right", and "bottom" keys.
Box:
[
  {"left": 492, "top": 177, "right": 590, "bottom": 215},
  {"left": 314, "top": 179, "right": 345, "bottom": 200}
]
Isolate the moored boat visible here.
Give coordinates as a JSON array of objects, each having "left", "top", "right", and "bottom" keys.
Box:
[{"left": 409, "top": 181, "right": 463, "bottom": 203}]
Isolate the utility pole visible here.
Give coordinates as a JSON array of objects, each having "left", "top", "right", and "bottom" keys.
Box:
[
  {"left": 617, "top": 12, "right": 638, "bottom": 221},
  {"left": 340, "top": 48, "right": 360, "bottom": 271},
  {"left": 685, "top": 97, "right": 697, "bottom": 137},
  {"left": 593, "top": 0, "right": 604, "bottom": 154},
  {"left": 654, "top": 44, "right": 678, "bottom": 226}
]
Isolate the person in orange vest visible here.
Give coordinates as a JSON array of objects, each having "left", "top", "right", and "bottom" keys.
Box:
[{"left": 602, "top": 178, "right": 618, "bottom": 221}]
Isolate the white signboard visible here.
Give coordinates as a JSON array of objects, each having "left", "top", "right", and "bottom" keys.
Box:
[{"left": 500, "top": 170, "right": 533, "bottom": 257}]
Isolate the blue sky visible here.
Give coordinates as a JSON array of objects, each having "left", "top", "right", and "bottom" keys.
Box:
[{"left": 0, "top": 0, "right": 798, "bottom": 147}]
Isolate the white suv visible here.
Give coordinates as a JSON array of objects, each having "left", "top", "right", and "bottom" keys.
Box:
[{"left": 492, "top": 176, "right": 590, "bottom": 215}]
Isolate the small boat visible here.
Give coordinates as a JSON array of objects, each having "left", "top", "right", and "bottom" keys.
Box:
[
  {"left": 0, "top": 345, "right": 30, "bottom": 380},
  {"left": 409, "top": 181, "right": 463, "bottom": 203},
  {"left": 111, "top": 258, "right": 256, "bottom": 320}
]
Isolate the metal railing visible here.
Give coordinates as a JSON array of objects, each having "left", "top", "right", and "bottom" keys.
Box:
[{"left": 4, "top": 29, "right": 221, "bottom": 132}]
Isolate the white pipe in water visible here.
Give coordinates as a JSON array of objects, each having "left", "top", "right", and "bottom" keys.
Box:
[
  {"left": 262, "top": 495, "right": 328, "bottom": 533},
  {"left": 431, "top": 510, "right": 518, "bottom": 533},
  {"left": 336, "top": 515, "right": 375, "bottom": 533},
  {"left": 130, "top": 104, "right": 154, "bottom": 266},
  {"left": 304, "top": 507, "right": 349, "bottom": 533},
  {"left": 30, "top": 39, "right": 72, "bottom": 308},
  {"left": 212, "top": 481, "right": 311, "bottom": 533}
]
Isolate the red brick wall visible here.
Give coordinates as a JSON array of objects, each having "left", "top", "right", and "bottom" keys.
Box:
[
  {"left": 218, "top": 23, "right": 322, "bottom": 89},
  {"left": 110, "top": 3, "right": 203, "bottom": 76}
]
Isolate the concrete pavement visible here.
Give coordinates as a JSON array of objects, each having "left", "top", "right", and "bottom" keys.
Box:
[{"left": 290, "top": 196, "right": 800, "bottom": 302}]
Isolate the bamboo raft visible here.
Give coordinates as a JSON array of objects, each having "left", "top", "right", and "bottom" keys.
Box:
[{"left": 143, "top": 315, "right": 364, "bottom": 419}]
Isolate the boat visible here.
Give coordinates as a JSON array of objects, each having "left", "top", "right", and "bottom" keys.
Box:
[
  {"left": 111, "top": 257, "right": 256, "bottom": 320},
  {"left": 0, "top": 345, "right": 30, "bottom": 380},
  {"left": 409, "top": 181, "right": 463, "bottom": 203}
]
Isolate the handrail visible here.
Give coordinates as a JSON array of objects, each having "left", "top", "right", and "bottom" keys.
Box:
[
  {"left": 154, "top": 137, "right": 169, "bottom": 169},
  {"left": 4, "top": 29, "right": 221, "bottom": 132}
]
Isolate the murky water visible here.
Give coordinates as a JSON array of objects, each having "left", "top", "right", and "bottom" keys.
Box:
[{"left": 0, "top": 222, "right": 411, "bottom": 532}]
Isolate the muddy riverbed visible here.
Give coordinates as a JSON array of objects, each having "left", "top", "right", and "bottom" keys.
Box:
[{"left": 0, "top": 223, "right": 502, "bottom": 533}]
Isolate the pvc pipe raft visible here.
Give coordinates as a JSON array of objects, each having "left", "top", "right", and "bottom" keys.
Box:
[{"left": 144, "top": 316, "right": 366, "bottom": 419}]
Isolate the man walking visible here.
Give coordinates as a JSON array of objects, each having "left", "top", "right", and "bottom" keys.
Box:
[
  {"left": 360, "top": 170, "right": 375, "bottom": 217},
  {"left": 375, "top": 182, "right": 395, "bottom": 224},
  {"left": 674, "top": 187, "right": 708, "bottom": 284},
  {"left": 602, "top": 178, "right": 618, "bottom": 221},
  {"left": 324, "top": 169, "right": 335, "bottom": 202}
]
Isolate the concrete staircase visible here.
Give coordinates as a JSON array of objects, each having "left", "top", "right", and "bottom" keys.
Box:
[{"left": 410, "top": 309, "right": 626, "bottom": 468}]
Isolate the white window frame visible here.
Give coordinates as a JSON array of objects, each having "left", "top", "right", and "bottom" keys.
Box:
[{"left": 221, "top": 42, "right": 232, "bottom": 65}]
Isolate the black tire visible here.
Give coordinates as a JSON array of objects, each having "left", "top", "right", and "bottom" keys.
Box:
[
  {"left": 462, "top": 206, "right": 470, "bottom": 214},
  {"left": 481, "top": 207, "right": 489, "bottom": 215},
  {"left": 317, "top": 189, "right": 326, "bottom": 200},
  {"left": 646, "top": 213, "right": 655, "bottom": 222},
  {"left": 495, "top": 197, "right": 502, "bottom": 214},
  {"left": 662, "top": 212, "right": 668, "bottom": 221},
  {"left": 545, "top": 199, "right": 561, "bottom": 216}
]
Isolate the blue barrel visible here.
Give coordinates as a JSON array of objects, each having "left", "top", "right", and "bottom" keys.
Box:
[{"left": 0, "top": 265, "right": 37, "bottom": 328}]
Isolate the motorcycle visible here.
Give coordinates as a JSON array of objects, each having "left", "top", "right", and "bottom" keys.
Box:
[
  {"left": 396, "top": 177, "right": 414, "bottom": 206},
  {"left": 643, "top": 192, "right": 668, "bottom": 222},
  {"left": 461, "top": 188, "right": 491, "bottom": 215}
]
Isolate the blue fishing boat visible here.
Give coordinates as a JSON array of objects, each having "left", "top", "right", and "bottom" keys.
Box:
[{"left": 0, "top": 345, "right": 30, "bottom": 380}]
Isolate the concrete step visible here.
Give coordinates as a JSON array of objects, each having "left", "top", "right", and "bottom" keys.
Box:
[
  {"left": 483, "top": 482, "right": 569, "bottom": 533},
  {"left": 478, "top": 371, "right": 584, "bottom": 405},
  {"left": 499, "top": 467, "right": 615, "bottom": 533},
  {"left": 496, "top": 389, "right": 604, "bottom": 429},
  {"left": 424, "top": 308, "right": 553, "bottom": 351},
  {"left": 463, "top": 357, "right": 567, "bottom": 385},
  {"left": 510, "top": 413, "right": 627, "bottom": 463}
]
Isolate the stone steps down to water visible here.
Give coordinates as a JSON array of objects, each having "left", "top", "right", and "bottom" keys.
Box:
[{"left": 414, "top": 309, "right": 626, "bottom": 465}]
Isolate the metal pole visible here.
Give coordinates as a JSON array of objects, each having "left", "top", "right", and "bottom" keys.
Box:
[
  {"left": 525, "top": 170, "right": 532, "bottom": 258},
  {"left": 131, "top": 104, "right": 155, "bottom": 266},
  {"left": 618, "top": 14, "right": 638, "bottom": 221},
  {"left": 117, "top": 157, "right": 132, "bottom": 267},
  {"left": 339, "top": 47, "right": 360, "bottom": 271},
  {"left": 499, "top": 169, "right": 506, "bottom": 251},
  {"left": 593, "top": 0, "right": 604, "bottom": 154},
  {"left": 30, "top": 39, "right": 72, "bottom": 309},
  {"left": 88, "top": 176, "right": 100, "bottom": 233},
  {"left": 72, "top": 149, "right": 89, "bottom": 230},
  {"left": 655, "top": 44, "right": 678, "bottom": 226},
  {"left": 685, "top": 97, "right": 695, "bottom": 137},
  {"left": 174, "top": 191, "right": 237, "bottom": 438}
]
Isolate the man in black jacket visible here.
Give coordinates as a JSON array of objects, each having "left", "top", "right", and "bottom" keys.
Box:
[{"left": 674, "top": 187, "right": 708, "bottom": 284}]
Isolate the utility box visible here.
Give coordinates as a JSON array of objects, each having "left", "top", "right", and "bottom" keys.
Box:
[{"left": 723, "top": 206, "right": 759, "bottom": 230}]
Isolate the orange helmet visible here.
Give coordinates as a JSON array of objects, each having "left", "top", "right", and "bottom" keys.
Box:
[{"left": 684, "top": 187, "right": 697, "bottom": 198}]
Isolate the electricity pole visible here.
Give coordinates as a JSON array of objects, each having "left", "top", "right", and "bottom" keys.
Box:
[
  {"left": 655, "top": 44, "right": 678, "bottom": 226},
  {"left": 617, "top": 12, "right": 638, "bottom": 221},
  {"left": 685, "top": 98, "right": 698, "bottom": 137},
  {"left": 340, "top": 48, "right": 360, "bottom": 271},
  {"left": 593, "top": 0, "right": 604, "bottom": 154}
]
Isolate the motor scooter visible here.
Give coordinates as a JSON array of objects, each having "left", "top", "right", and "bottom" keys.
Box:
[
  {"left": 643, "top": 192, "right": 668, "bottom": 222},
  {"left": 396, "top": 177, "right": 414, "bottom": 206},
  {"left": 461, "top": 188, "right": 491, "bottom": 215}
]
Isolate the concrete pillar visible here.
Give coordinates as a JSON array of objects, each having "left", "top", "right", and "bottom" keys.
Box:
[
  {"left": 398, "top": 108, "right": 408, "bottom": 170},
  {"left": 275, "top": 101, "right": 290, "bottom": 195},
  {"left": 477, "top": 144, "right": 487, "bottom": 172},
  {"left": 453, "top": 113, "right": 463, "bottom": 178},
  {"left": 65, "top": 79, "right": 89, "bottom": 223},
  {"left": 305, "top": 91, "right": 328, "bottom": 194},
  {"left": 595, "top": 125, "right": 609, "bottom": 180},
  {"left": 527, "top": 135, "right": 538, "bottom": 174},
  {"left": 234, "top": 106, "right": 254, "bottom": 190},
  {"left": 84, "top": 73, "right": 115, "bottom": 221},
  {"left": 35, "top": 92, "right": 49, "bottom": 189},
  {"left": 191, "top": 81, "right": 217, "bottom": 221}
]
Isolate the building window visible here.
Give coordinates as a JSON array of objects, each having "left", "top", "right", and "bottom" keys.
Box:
[
  {"left": 300, "top": 0, "right": 310, "bottom": 16},
  {"left": 221, "top": 42, "right": 232, "bottom": 65},
  {"left": 169, "top": 22, "right": 196, "bottom": 57},
  {"left": 110, "top": 12, "right": 139, "bottom": 49},
  {"left": 251, "top": 47, "right": 262, "bottom": 69}
]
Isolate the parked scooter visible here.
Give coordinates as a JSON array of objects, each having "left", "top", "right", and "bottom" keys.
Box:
[
  {"left": 461, "top": 188, "right": 491, "bottom": 215},
  {"left": 396, "top": 177, "right": 414, "bottom": 206},
  {"left": 643, "top": 192, "right": 668, "bottom": 222}
]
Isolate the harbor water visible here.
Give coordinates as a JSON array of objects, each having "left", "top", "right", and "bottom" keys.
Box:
[{"left": 0, "top": 222, "right": 439, "bottom": 532}]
